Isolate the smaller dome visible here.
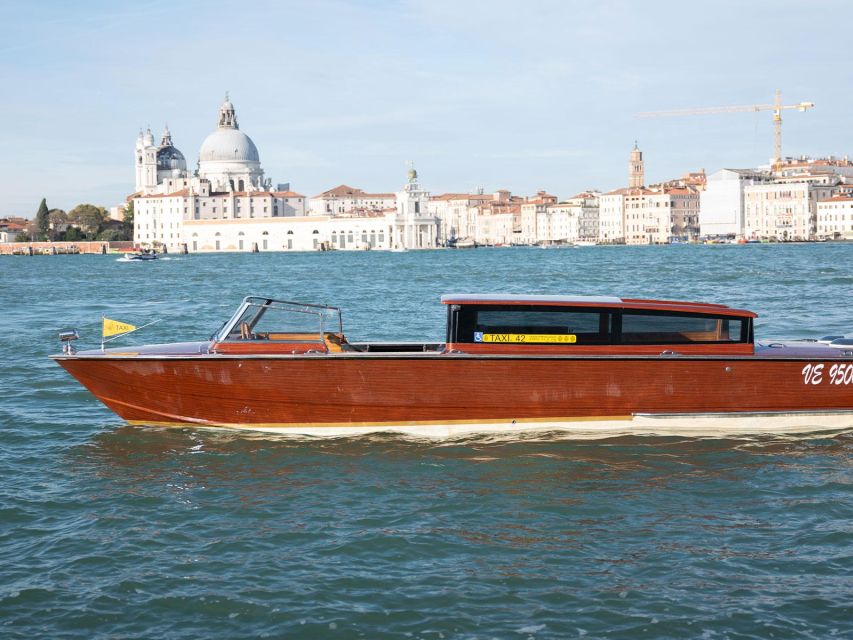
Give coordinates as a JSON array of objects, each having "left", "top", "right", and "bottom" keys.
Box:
[{"left": 157, "top": 145, "right": 186, "bottom": 171}]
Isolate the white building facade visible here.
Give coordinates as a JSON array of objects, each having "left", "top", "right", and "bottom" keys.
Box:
[
  {"left": 699, "top": 169, "right": 768, "bottom": 238},
  {"left": 743, "top": 181, "right": 835, "bottom": 241},
  {"left": 816, "top": 195, "right": 853, "bottom": 240},
  {"left": 133, "top": 97, "right": 438, "bottom": 252}
]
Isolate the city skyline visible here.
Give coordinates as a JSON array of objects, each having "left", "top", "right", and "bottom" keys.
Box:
[{"left": 2, "top": 0, "right": 852, "bottom": 216}]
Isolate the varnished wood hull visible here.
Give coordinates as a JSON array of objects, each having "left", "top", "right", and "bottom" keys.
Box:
[{"left": 54, "top": 354, "right": 853, "bottom": 436}]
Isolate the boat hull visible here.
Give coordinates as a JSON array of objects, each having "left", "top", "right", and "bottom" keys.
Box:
[{"left": 54, "top": 354, "right": 853, "bottom": 436}]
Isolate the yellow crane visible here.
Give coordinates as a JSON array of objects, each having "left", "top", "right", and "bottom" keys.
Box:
[{"left": 637, "top": 90, "right": 814, "bottom": 169}]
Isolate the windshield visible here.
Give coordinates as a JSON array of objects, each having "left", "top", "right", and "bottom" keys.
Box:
[{"left": 217, "top": 297, "right": 342, "bottom": 343}]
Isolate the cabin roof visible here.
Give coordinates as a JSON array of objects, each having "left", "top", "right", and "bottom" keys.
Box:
[{"left": 440, "top": 294, "right": 757, "bottom": 317}]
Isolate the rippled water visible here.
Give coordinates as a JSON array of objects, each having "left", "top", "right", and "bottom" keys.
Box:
[{"left": 1, "top": 245, "right": 851, "bottom": 638}]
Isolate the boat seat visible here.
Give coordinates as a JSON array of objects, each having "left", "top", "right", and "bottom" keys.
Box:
[{"left": 324, "top": 332, "right": 358, "bottom": 353}]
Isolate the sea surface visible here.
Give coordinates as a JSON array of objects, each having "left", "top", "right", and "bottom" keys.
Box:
[{"left": 0, "top": 244, "right": 851, "bottom": 639}]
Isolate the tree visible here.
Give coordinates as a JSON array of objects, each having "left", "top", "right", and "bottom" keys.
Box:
[
  {"left": 97, "top": 228, "right": 129, "bottom": 242},
  {"left": 14, "top": 232, "right": 29, "bottom": 242},
  {"left": 123, "top": 200, "right": 134, "bottom": 227},
  {"left": 64, "top": 226, "right": 83, "bottom": 241},
  {"left": 47, "top": 209, "right": 67, "bottom": 240},
  {"left": 68, "top": 204, "right": 106, "bottom": 239},
  {"left": 35, "top": 198, "right": 50, "bottom": 238}
]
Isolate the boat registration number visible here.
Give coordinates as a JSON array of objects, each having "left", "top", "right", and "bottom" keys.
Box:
[
  {"left": 475, "top": 333, "right": 577, "bottom": 344},
  {"left": 802, "top": 363, "right": 853, "bottom": 385}
]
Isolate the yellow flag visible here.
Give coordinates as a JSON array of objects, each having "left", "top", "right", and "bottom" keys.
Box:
[{"left": 103, "top": 318, "right": 137, "bottom": 338}]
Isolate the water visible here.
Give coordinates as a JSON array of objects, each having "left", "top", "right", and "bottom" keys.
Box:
[{"left": 1, "top": 244, "right": 851, "bottom": 638}]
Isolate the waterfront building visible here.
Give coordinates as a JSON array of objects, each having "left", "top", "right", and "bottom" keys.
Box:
[
  {"left": 625, "top": 189, "right": 670, "bottom": 245},
  {"left": 700, "top": 169, "right": 768, "bottom": 238},
  {"left": 774, "top": 155, "right": 853, "bottom": 180},
  {"left": 474, "top": 208, "right": 516, "bottom": 246},
  {"left": 667, "top": 186, "right": 701, "bottom": 241},
  {"left": 816, "top": 195, "right": 853, "bottom": 240},
  {"left": 598, "top": 189, "right": 627, "bottom": 243},
  {"left": 0, "top": 218, "right": 27, "bottom": 242},
  {"left": 389, "top": 167, "right": 439, "bottom": 249},
  {"left": 308, "top": 185, "right": 396, "bottom": 216},
  {"left": 471, "top": 191, "right": 524, "bottom": 245},
  {"left": 520, "top": 191, "right": 558, "bottom": 244},
  {"left": 566, "top": 191, "right": 601, "bottom": 241},
  {"left": 427, "top": 191, "right": 493, "bottom": 244},
  {"left": 539, "top": 203, "right": 579, "bottom": 244},
  {"left": 537, "top": 192, "right": 600, "bottom": 244},
  {"left": 743, "top": 181, "right": 835, "bottom": 241}
]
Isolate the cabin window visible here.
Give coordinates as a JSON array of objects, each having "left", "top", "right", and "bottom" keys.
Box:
[
  {"left": 619, "top": 312, "right": 745, "bottom": 344},
  {"left": 453, "top": 305, "right": 610, "bottom": 345}
]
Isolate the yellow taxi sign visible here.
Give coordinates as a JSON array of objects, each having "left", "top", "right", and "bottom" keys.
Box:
[
  {"left": 476, "top": 333, "right": 576, "bottom": 344},
  {"left": 102, "top": 318, "right": 137, "bottom": 338}
]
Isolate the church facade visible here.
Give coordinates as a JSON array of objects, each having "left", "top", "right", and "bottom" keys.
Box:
[{"left": 132, "top": 96, "right": 438, "bottom": 252}]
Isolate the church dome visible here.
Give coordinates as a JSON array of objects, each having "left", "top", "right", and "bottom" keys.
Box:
[
  {"left": 198, "top": 128, "right": 260, "bottom": 163},
  {"left": 157, "top": 145, "right": 186, "bottom": 171},
  {"left": 197, "top": 94, "right": 265, "bottom": 191}
]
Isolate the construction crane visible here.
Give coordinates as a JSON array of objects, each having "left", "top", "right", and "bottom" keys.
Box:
[{"left": 637, "top": 90, "right": 814, "bottom": 169}]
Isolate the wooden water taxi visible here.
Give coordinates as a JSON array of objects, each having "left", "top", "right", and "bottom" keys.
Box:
[{"left": 51, "top": 295, "right": 853, "bottom": 436}]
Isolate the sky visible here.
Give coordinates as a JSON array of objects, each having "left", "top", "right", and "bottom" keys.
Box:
[{"left": 1, "top": 0, "right": 851, "bottom": 217}]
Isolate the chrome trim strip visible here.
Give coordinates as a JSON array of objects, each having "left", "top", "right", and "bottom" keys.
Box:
[
  {"left": 635, "top": 410, "right": 853, "bottom": 419},
  {"left": 50, "top": 352, "right": 853, "bottom": 362}
]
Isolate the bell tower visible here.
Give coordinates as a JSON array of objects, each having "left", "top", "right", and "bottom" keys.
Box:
[
  {"left": 629, "top": 141, "right": 644, "bottom": 188},
  {"left": 135, "top": 127, "right": 158, "bottom": 193}
]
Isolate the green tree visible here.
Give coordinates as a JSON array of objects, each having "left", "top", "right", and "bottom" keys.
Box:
[
  {"left": 63, "top": 226, "right": 83, "bottom": 241},
  {"left": 97, "top": 227, "right": 130, "bottom": 242},
  {"left": 35, "top": 198, "right": 50, "bottom": 238},
  {"left": 47, "top": 208, "right": 67, "bottom": 240},
  {"left": 123, "top": 200, "right": 134, "bottom": 226},
  {"left": 68, "top": 204, "right": 106, "bottom": 239},
  {"left": 14, "top": 232, "right": 30, "bottom": 242}
]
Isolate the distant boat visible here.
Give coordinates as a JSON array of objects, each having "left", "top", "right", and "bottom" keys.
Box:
[
  {"left": 453, "top": 238, "right": 476, "bottom": 249},
  {"left": 575, "top": 240, "right": 597, "bottom": 247},
  {"left": 390, "top": 245, "right": 407, "bottom": 253},
  {"left": 121, "top": 250, "right": 157, "bottom": 261}
]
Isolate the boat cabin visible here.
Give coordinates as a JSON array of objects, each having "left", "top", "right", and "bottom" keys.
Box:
[
  {"left": 442, "top": 294, "right": 756, "bottom": 356},
  {"left": 211, "top": 294, "right": 756, "bottom": 356}
]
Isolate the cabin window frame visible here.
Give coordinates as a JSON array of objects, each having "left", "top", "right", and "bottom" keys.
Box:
[
  {"left": 449, "top": 304, "right": 614, "bottom": 345},
  {"left": 615, "top": 309, "right": 751, "bottom": 345},
  {"left": 448, "top": 304, "right": 753, "bottom": 346}
]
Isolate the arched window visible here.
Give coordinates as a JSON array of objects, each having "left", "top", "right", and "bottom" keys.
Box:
[
  {"left": 287, "top": 230, "right": 294, "bottom": 235},
  {"left": 238, "top": 179, "right": 245, "bottom": 191},
  {"left": 312, "top": 230, "right": 319, "bottom": 234}
]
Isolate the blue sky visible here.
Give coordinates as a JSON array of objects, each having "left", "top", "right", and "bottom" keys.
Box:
[{"left": 1, "top": 0, "right": 851, "bottom": 216}]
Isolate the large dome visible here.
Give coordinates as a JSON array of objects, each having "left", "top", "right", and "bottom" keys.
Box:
[{"left": 198, "top": 128, "right": 260, "bottom": 163}]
